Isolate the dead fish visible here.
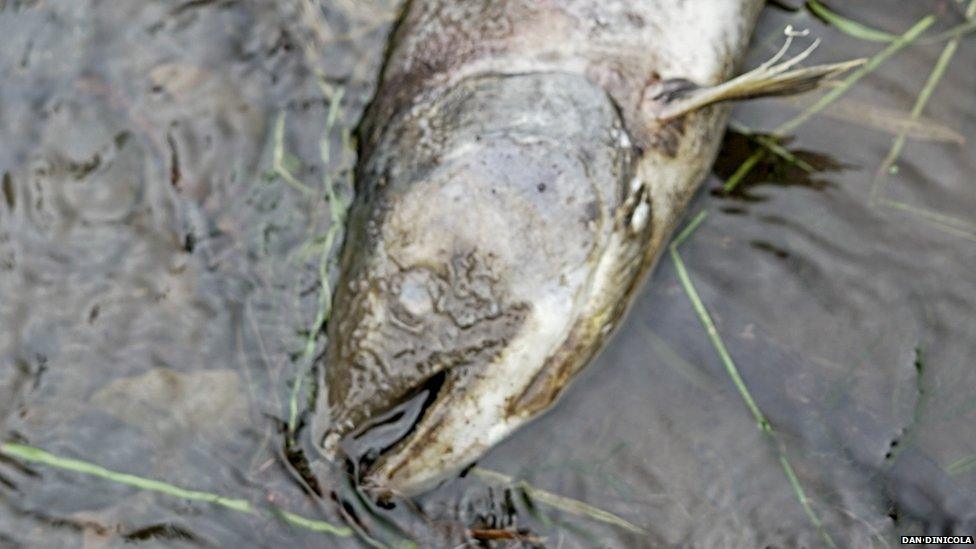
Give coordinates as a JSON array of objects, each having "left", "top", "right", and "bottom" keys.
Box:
[{"left": 313, "top": 0, "right": 859, "bottom": 496}]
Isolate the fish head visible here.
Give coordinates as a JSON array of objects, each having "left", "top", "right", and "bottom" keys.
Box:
[{"left": 316, "top": 72, "right": 643, "bottom": 497}]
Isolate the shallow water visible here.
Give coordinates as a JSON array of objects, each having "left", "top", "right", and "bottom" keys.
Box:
[{"left": 1, "top": 1, "right": 974, "bottom": 547}]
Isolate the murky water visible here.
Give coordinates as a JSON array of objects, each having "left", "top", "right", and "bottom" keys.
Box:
[{"left": 1, "top": 1, "right": 974, "bottom": 547}]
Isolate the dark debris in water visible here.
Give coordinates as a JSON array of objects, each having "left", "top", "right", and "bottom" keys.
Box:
[
  {"left": 462, "top": 486, "right": 519, "bottom": 531},
  {"left": 273, "top": 412, "right": 323, "bottom": 497},
  {"left": 0, "top": 442, "right": 39, "bottom": 485},
  {"left": 884, "top": 348, "right": 927, "bottom": 464},
  {"left": 1, "top": 172, "right": 13, "bottom": 209},
  {"left": 467, "top": 527, "right": 542, "bottom": 545},
  {"left": 768, "top": 0, "right": 802, "bottom": 12},
  {"left": 123, "top": 523, "right": 197, "bottom": 543},
  {"left": 749, "top": 240, "right": 792, "bottom": 260},
  {"left": 712, "top": 130, "right": 851, "bottom": 202},
  {"left": 0, "top": 471, "right": 14, "bottom": 491},
  {"left": 170, "top": 0, "right": 239, "bottom": 17},
  {"left": 456, "top": 485, "right": 544, "bottom": 547},
  {"left": 283, "top": 442, "right": 323, "bottom": 497}
]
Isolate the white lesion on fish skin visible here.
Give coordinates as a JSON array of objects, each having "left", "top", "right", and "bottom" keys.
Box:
[
  {"left": 629, "top": 198, "right": 651, "bottom": 235},
  {"left": 622, "top": 175, "right": 651, "bottom": 235}
]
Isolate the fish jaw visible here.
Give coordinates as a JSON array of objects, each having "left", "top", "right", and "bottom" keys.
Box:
[
  {"left": 360, "top": 284, "right": 611, "bottom": 497},
  {"left": 360, "top": 354, "right": 543, "bottom": 496}
]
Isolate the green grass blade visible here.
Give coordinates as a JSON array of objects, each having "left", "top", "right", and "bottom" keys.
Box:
[
  {"left": 872, "top": 1, "right": 975, "bottom": 202},
  {"left": 730, "top": 120, "right": 815, "bottom": 173},
  {"left": 287, "top": 87, "right": 350, "bottom": 438},
  {"left": 672, "top": 210, "right": 710, "bottom": 248},
  {"left": 866, "top": 2, "right": 976, "bottom": 241},
  {"left": 920, "top": 18, "right": 976, "bottom": 45},
  {"left": 779, "top": 454, "right": 832, "bottom": 543},
  {"left": 722, "top": 149, "right": 767, "bottom": 194},
  {"left": 276, "top": 509, "right": 356, "bottom": 536},
  {"left": 668, "top": 217, "right": 836, "bottom": 548},
  {"left": 0, "top": 442, "right": 352, "bottom": 537},
  {"left": 806, "top": 1, "right": 897, "bottom": 43},
  {"left": 272, "top": 112, "right": 314, "bottom": 196},
  {"left": 1, "top": 443, "right": 253, "bottom": 513},
  {"left": 668, "top": 216, "right": 768, "bottom": 431}
]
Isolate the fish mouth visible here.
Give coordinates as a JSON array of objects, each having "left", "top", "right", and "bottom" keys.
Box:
[
  {"left": 332, "top": 304, "right": 617, "bottom": 499},
  {"left": 325, "top": 362, "right": 496, "bottom": 501},
  {"left": 354, "top": 372, "right": 448, "bottom": 476},
  {"left": 361, "top": 377, "right": 503, "bottom": 499}
]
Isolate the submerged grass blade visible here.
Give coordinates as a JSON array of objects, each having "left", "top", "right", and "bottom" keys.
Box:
[
  {"left": 724, "top": 15, "right": 935, "bottom": 193},
  {"left": 879, "top": 200, "right": 976, "bottom": 243},
  {"left": 276, "top": 509, "right": 355, "bottom": 536},
  {"left": 668, "top": 214, "right": 768, "bottom": 430},
  {"left": 669, "top": 214, "right": 836, "bottom": 548},
  {"left": 0, "top": 443, "right": 352, "bottom": 537},
  {"left": 1, "top": 443, "right": 251, "bottom": 513},
  {"left": 472, "top": 468, "right": 649, "bottom": 536},
  {"left": 273, "top": 112, "right": 314, "bottom": 196},
  {"left": 779, "top": 454, "right": 832, "bottom": 541},
  {"left": 756, "top": 135, "right": 815, "bottom": 173},
  {"left": 806, "top": 1, "right": 897, "bottom": 43},
  {"left": 671, "top": 210, "right": 709, "bottom": 248},
  {"left": 947, "top": 454, "right": 976, "bottom": 476},
  {"left": 808, "top": 99, "right": 966, "bottom": 144},
  {"left": 287, "top": 87, "right": 350, "bottom": 438},
  {"left": 875, "top": 3, "right": 973, "bottom": 174},
  {"left": 920, "top": 18, "right": 976, "bottom": 45},
  {"left": 722, "top": 149, "right": 767, "bottom": 194},
  {"left": 871, "top": 1, "right": 976, "bottom": 204},
  {"left": 880, "top": 199, "right": 976, "bottom": 232}
]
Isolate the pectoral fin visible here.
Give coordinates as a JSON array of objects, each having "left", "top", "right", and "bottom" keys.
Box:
[{"left": 648, "top": 35, "right": 865, "bottom": 121}]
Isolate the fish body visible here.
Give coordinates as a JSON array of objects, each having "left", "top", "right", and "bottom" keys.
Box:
[{"left": 316, "top": 0, "right": 765, "bottom": 495}]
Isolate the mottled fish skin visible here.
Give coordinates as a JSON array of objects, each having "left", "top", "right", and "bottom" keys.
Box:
[{"left": 315, "top": 0, "right": 765, "bottom": 495}]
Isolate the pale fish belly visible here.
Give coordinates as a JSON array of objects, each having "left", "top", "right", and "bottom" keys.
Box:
[{"left": 314, "top": 0, "right": 766, "bottom": 496}]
